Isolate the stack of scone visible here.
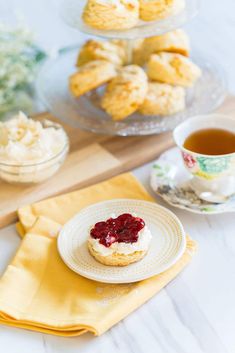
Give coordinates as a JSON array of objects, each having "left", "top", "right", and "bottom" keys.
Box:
[
  {"left": 82, "top": 0, "right": 186, "bottom": 30},
  {"left": 69, "top": 29, "right": 202, "bottom": 120}
]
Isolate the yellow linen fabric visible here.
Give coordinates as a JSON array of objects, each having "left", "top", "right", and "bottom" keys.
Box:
[{"left": 0, "top": 173, "right": 197, "bottom": 336}]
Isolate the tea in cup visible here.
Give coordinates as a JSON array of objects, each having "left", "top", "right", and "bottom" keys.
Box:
[{"left": 173, "top": 114, "right": 235, "bottom": 202}]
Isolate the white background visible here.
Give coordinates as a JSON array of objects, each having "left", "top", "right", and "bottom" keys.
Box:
[{"left": 0, "top": 1, "right": 235, "bottom": 353}]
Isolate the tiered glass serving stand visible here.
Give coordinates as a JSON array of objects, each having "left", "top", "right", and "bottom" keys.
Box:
[{"left": 36, "top": 0, "right": 227, "bottom": 136}]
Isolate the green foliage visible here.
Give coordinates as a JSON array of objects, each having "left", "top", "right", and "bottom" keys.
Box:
[{"left": 0, "top": 24, "right": 46, "bottom": 118}]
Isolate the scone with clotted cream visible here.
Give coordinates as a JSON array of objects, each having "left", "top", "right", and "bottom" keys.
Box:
[
  {"left": 101, "top": 65, "right": 148, "bottom": 120},
  {"left": 147, "top": 52, "right": 201, "bottom": 87},
  {"left": 139, "top": 82, "right": 185, "bottom": 116},
  {"left": 88, "top": 213, "right": 152, "bottom": 266},
  {"left": 69, "top": 60, "right": 116, "bottom": 97},
  {"left": 82, "top": 0, "right": 139, "bottom": 30}
]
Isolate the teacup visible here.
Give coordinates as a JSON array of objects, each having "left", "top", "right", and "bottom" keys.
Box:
[{"left": 173, "top": 114, "right": 235, "bottom": 203}]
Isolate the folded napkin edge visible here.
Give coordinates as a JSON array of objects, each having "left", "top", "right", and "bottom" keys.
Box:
[{"left": 0, "top": 237, "right": 197, "bottom": 336}]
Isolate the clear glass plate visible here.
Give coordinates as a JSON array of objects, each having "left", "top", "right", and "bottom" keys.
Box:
[
  {"left": 59, "top": 0, "right": 200, "bottom": 39},
  {"left": 36, "top": 47, "right": 227, "bottom": 136}
]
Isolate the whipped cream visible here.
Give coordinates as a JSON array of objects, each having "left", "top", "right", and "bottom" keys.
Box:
[
  {"left": 0, "top": 112, "right": 67, "bottom": 165},
  {"left": 0, "top": 112, "right": 68, "bottom": 183},
  {"left": 88, "top": 224, "right": 152, "bottom": 256}
]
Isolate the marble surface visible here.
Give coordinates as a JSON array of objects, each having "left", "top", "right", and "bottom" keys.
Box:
[{"left": 0, "top": 1, "right": 235, "bottom": 352}]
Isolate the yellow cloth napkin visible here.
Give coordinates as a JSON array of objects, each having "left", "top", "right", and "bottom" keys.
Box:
[{"left": 0, "top": 173, "right": 197, "bottom": 336}]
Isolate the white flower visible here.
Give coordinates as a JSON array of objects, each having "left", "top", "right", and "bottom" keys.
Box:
[{"left": 0, "top": 24, "right": 46, "bottom": 117}]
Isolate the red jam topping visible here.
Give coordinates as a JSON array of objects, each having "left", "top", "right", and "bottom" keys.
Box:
[{"left": 90, "top": 213, "right": 145, "bottom": 247}]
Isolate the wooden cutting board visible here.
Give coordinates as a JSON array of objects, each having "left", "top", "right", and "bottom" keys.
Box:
[{"left": 0, "top": 95, "right": 235, "bottom": 229}]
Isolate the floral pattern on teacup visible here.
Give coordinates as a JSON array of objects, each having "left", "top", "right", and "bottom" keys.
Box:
[
  {"left": 196, "top": 156, "right": 231, "bottom": 175},
  {"left": 194, "top": 170, "right": 215, "bottom": 180},
  {"left": 182, "top": 152, "right": 197, "bottom": 169},
  {"left": 182, "top": 151, "right": 233, "bottom": 180}
]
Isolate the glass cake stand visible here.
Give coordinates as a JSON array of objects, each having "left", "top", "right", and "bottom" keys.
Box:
[
  {"left": 59, "top": 0, "right": 200, "bottom": 39},
  {"left": 36, "top": 46, "right": 227, "bottom": 136}
]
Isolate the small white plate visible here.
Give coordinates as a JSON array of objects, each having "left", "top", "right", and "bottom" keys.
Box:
[
  {"left": 57, "top": 199, "right": 186, "bottom": 283},
  {"left": 150, "top": 147, "right": 235, "bottom": 214}
]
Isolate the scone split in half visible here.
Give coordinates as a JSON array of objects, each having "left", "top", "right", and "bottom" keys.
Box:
[
  {"left": 147, "top": 52, "right": 201, "bottom": 87},
  {"left": 101, "top": 65, "right": 148, "bottom": 120},
  {"left": 69, "top": 60, "right": 116, "bottom": 97},
  {"left": 88, "top": 213, "right": 152, "bottom": 266},
  {"left": 82, "top": 0, "right": 139, "bottom": 30},
  {"left": 139, "top": 82, "right": 185, "bottom": 116}
]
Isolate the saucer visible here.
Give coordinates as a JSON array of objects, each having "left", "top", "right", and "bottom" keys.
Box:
[
  {"left": 150, "top": 147, "right": 235, "bottom": 214},
  {"left": 57, "top": 199, "right": 186, "bottom": 283}
]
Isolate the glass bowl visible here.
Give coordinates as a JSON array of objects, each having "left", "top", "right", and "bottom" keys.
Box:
[
  {"left": 0, "top": 121, "right": 69, "bottom": 184},
  {"left": 36, "top": 47, "right": 227, "bottom": 136},
  {"left": 59, "top": 0, "right": 200, "bottom": 39}
]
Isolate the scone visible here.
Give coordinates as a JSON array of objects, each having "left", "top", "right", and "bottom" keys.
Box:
[
  {"left": 110, "top": 39, "right": 129, "bottom": 51},
  {"left": 101, "top": 65, "right": 148, "bottom": 120},
  {"left": 69, "top": 60, "right": 116, "bottom": 97},
  {"left": 88, "top": 213, "right": 152, "bottom": 266},
  {"left": 147, "top": 52, "right": 201, "bottom": 87},
  {"left": 139, "top": 82, "right": 185, "bottom": 116},
  {"left": 82, "top": 0, "right": 139, "bottom": 30},
  {"left": 77, "top": 39, "right": 128, "bottom": 67},
  {"left": 139, "top": 0, "right": 185, "bottom": 22},
  {"left": 132, "top": 38, "right": 145, "bottom": 66},
  {"left": 111, "top": 39, "right": 132, "bottom": 64},
  {"left": 133, "top": 29, "right": 190, "bottom": 66}
]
